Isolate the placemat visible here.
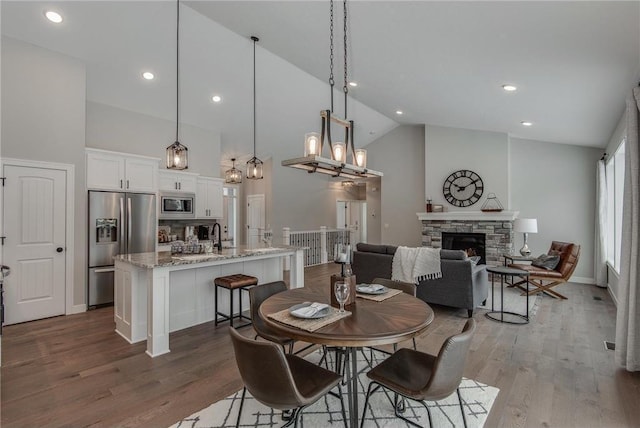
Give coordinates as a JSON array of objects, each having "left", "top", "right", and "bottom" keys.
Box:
[
  {"left": 267, "top": 306, "right": 351, "bottom": 332},
  {"left": 356, "top": 288, "right": 403, "bottom": 302}
]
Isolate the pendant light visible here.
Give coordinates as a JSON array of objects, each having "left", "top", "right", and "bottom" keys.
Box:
[
  {"left": 166, "top": 0, "right": 188, "bottom": 170},
  {"left": 246, "top": 36, "right": 264, "bottom": 180},
  {"left": 225, "top": 158, "right": 243, "bottom": 184},
  {"left": 281, "top": 0, "right": 382, "bottom": 179}
]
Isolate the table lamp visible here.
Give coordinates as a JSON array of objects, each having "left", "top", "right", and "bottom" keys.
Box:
[{"left": 513, "top": 218, "right": 538, "bottom": 256}]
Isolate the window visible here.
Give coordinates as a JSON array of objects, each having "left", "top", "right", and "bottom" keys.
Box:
[
  {"left": 223, "top": 186, "right": 238, "bottom": 247},
  {"left": 606, "top": 140, "right": 625, "bottom": 272}
]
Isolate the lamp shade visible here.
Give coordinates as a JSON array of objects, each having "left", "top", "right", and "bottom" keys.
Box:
[{"left": 514, "top": 218, "right": 538, "bottom": 233}]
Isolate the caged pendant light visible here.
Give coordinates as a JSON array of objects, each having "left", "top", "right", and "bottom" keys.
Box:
[
  {"left": 246, "top": 36, "right": 264, "bottom": 180},
  {"left": 166, "top": 0, "right": 188, "bottom": 170},
  {"left": 225, "top": 158, "right": 243, "bottom": 184},
  {"left": 281, "top": 0, "right": 382, "bottom": 179}
]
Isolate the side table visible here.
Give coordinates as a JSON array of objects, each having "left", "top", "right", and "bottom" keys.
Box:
[
  {"left": 503, "top": 254, "right": 535, "bottom": 266},
  {"left": 502, "top": 254, "right": 535, "bottom": 286},
  {"left": 485, "top": 266, "right": 530, "bottom": 325}
]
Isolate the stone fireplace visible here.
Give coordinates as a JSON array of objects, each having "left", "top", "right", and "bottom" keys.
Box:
[
  {"left": 417, "top": 211, "right": 518, "bottom": 266},
  {"left": 442, "top": 232, "right": 486, "bottom": 264}
]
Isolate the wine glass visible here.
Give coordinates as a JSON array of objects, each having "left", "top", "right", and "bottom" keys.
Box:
[{"left": 334, "top": 281, "right": 350, "bottom": 313}]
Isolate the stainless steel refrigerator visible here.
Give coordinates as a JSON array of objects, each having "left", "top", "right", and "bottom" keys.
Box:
[{"left": 88, "top": 191, "right": 156, "bottom": 306}]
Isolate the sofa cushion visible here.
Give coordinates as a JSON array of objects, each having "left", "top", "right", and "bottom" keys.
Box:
[
  {"left": 356, "top": 243, "right": 387, "bottom": 254},
  {"left": 385, "top": 245, "right": 398, "bottom": 255},
  {"left": 440, "top": 249, "right": 467, "bottom": 260}
]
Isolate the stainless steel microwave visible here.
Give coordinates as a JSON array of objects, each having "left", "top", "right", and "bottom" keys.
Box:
[{"left": 159, "top": 193, "right": 195, "bottom": 219}]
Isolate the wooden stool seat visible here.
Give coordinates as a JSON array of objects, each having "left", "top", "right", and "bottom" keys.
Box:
[{"left": 214, "top": 274, "right": 258, "bottom": 328}]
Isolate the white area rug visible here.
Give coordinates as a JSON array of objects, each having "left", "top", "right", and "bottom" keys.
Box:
[
  {"left": 171, "top": 349, "right": 499, "bottom": 428},
  {"left": 478, "top": 281, "right": 540, "bottom": 317}
]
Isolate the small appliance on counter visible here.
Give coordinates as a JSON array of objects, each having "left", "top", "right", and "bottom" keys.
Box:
[{"left": 197, "top": 225, "right": 212, "bottom": 240}]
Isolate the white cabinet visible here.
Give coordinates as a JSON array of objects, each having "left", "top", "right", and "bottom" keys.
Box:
[
  {"left": 158, "top": 170, "right": 198, "bottom": 193},
  {"left": 196, "top": 177, "right": 223, "bottom": 218},
  {"left": 86, "top": 149, "right": 158, "bottom": 192}
]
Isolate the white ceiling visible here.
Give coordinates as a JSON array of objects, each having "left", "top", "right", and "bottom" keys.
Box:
[{"left": 3, "top": 1, "right": 639, "bottom": 152}]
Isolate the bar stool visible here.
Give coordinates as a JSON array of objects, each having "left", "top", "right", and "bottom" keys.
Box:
[{"left": 214, "top": 274, "right": 258, "bottom": 328}]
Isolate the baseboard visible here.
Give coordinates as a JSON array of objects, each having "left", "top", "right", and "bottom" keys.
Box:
[
  {"left": 608, "top": 286, "right": 619, "bottom": 307},
  {"left": 571, "top": 276, "right": 595, "bottom": 285},
  {"left": 68, "top": 304, "right": 87, "bottom": 315}
]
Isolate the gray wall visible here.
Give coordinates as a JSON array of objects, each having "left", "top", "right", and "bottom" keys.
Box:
[
  {"left": 604, "top": 112, "right": 627, "bottom": 303},
  {"left": 86, "top": 102, "right": 221, "bottom": 177},
  {"left": 366, "top": 125, "right": 425, "bottom": 246},
  {"left": 363, "top": 120, "right": 600, "bottom": 282},
  {"left": 425, "top": 125, "right": 510, "bottom": 209},
  {"left": 1, "top": 37, "right": 87, "bottom": 307},
  {"left": 510, "top": 138, "right": 601, "bottom": 281}
]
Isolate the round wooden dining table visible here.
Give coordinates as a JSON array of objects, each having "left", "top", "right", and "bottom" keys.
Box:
[{"left": 259, "top": 286, "right": 434, "bottom": 428}]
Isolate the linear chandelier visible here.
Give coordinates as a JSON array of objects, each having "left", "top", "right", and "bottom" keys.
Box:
[{"left": 281, "top": 0, "right": 382, "bottom": 179}]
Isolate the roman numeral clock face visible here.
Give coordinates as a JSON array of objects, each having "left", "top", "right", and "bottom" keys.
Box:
[{"left": 442, "top": 170, "right": 484, "bottom": 208}]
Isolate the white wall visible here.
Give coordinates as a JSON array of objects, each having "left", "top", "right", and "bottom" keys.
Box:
[
  {"left": 86, "top": 102, "right": 221, "bottom": 177},
  {"left": 366, "top": 125, "right": 425, "bottom": 247},
  {"left": 510, "top": 138, "right": 601, "bottom": 281},
  {"left": 1, "top": 37, "right": 87, "bottom": 307},
  {"left": 425, "top": 125, "right": 510, "bottom": 209}
]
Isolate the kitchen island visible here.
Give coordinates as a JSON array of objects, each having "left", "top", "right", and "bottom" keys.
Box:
[{"left": 113, "top": 245, "right": 305, "bottom": 357}]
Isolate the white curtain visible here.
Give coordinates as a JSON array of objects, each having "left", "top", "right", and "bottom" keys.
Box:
[
  {"left": 594, "top": 159, "right": 607, "bottom": 288},
  {"left": 615, "top": 87, "right": 640, "bottom": 371}
]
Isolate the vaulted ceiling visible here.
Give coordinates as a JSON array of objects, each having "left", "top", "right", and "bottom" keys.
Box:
[{"left": 3, "top": 1, "right": 639, "bottom": 154}]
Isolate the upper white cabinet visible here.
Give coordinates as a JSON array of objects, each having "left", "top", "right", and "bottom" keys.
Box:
[
  {"left": 196, "top": 177, "right": 223, "bottom": 218},
  {"left": 158, "top": 170, "right": 198, "bottom": 193},
  {"left": 86, "top": 149, "right": 158, "bottom": 192}
]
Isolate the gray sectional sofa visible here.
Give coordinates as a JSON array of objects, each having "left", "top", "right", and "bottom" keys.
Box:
[{"left": 351, "top": 243, "right": 489, "bottom": 317}]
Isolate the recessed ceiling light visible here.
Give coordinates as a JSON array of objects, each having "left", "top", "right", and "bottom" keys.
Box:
[
  {"left": 502, "top": 84, "right": 517, "bottom": 92},
  {"left": 349, "top": 81, "right": 358, "bottom": 87},
  {"left": 211, "top": 95, "right": 222, "bottom": 103},
  {"left": 396, "top": 110, "right": 403, "bottom": 115},
  {"left": 142, "top": 72, "right": 155, "bottom": 80},
  {"left": 521, "top": 121, "right": 533, "bottom": 126},
  {"left": 45, "top": 10, "right": 63, "bottom": 24}
]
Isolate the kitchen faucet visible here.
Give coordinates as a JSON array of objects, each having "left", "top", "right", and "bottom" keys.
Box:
[{"left": 212, "top": 223, "right": 222, "bottom": 252}]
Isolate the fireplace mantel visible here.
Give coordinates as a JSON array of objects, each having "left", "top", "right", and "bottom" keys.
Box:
[{"left": 417, "top": 210, "right": 519, "bottom": 221}]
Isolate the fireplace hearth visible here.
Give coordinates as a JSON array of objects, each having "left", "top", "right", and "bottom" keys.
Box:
[{"left": 442, "top": 232, "right": 486, "bottom": 265}]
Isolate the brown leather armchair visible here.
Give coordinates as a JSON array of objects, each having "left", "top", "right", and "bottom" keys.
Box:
[{"left": 509, "top": 241, "right": 580, "bottom": 300}]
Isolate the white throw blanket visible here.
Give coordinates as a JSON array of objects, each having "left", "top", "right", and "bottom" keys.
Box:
[{"left": 392, "top": 246, "right": 442, "bottom": 284}]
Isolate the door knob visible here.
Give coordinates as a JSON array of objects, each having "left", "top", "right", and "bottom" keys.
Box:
[{"left": 56, "top": 247, "right": 64, "bottom": 253}]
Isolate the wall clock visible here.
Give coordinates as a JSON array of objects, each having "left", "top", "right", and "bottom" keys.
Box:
[{"left": 442, "top": 169, "right": 484, "bottom": 207}]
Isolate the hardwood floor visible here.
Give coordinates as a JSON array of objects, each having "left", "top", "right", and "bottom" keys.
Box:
[{"left": 2, "top": 263, "right": 639, "bottom": 427}]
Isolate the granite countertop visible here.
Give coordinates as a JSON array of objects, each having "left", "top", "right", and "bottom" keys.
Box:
[{"left": 113, "top": 245, "right": 302, "bottom": 269}]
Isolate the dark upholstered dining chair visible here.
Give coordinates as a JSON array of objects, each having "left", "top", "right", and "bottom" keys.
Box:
[
  {"left": 372, "top": 278, "right": 418, "bottom": 351},
  {"left": 229, "top": 327, "right": 347, "bottom": 428},
  {"left": 360, "top": 319, "right": 477, "bottom": 428},
  {"left": 248, "top": 281, "right": 295, "bottom": 353}
]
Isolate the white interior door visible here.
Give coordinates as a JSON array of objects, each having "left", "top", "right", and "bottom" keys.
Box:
[
  {"left": 246, "top": 194, "right": 265, "bottom": 246},
  {"left": 3, "top": 165, "right": 67, "bottom": 324},
  {"left": 336, "top": 200, "right": 367, "bottom": 245}
]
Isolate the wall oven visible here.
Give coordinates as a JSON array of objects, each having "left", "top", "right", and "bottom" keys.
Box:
[{"left": 159, "top": 192, "right": 195, "bottom": 219}]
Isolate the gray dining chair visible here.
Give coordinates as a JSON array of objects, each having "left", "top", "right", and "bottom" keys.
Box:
[
  {"left": 372, "top": 278, "right": 418, "bottom": 351},
  {"left": 360, "top": 319, "right": 477, "bottom": 428},
  {"left": 229, "top": 327, "right": 347, "bottom": 428},
  {"left": 249, "top": 281, "right": 295, "bottom": 353}
]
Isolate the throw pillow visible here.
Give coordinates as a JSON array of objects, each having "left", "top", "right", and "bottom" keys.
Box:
[{"left": 532, "top": 254, "right": 561, "bottom": 270}]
